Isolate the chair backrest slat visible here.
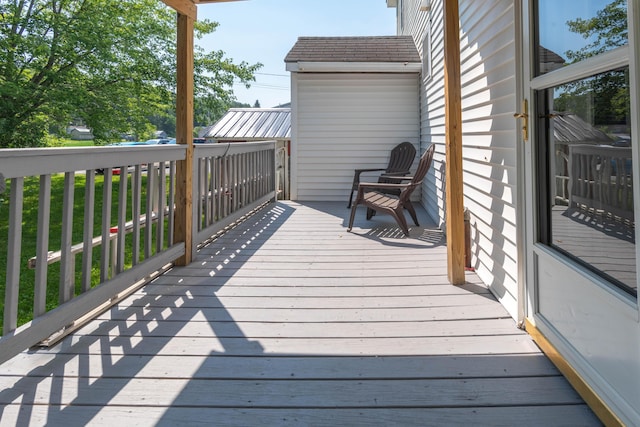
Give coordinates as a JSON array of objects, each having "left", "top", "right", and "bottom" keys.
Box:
[
  {"left": 386, "top": 141, "right": 417, "bottom": 174},
  {"left": 399, "top": 144, "right": 435, "bottom": 203}
]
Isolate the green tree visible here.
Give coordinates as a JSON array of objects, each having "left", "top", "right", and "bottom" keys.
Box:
[
  {"left": 556, "top": 0, "right": 629, "bottom": 127},
  {"left": 0, "top": 0, "right": 261, "bottom": 148}
]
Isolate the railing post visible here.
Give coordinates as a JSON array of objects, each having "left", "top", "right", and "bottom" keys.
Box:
[
  {"left": 444, "top": 0, "right": 466, "bottom": 285},
  {"left": 175, "top": 11, "right": 195, "bottom": 265}
]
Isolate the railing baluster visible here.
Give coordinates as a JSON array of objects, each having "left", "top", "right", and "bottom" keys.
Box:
[
  {"left": 201, "top": 158, "right": 207, "bottom": 228},
  {"left": 116, "top": 166, "right": 129, "bottom": 274},
  {"left": 131, "top": 165, "right": 142, "bottom": 266},
  {"left": 157, "top": 161, "right": 166, "bottom": 253},
  {"left": 168, "top": 161, "right": 175, "bottom": 246},
  {"left": 60, "top": 172, "right": 75, "bottom": 304},
  {"left": 34, "top": 175, "right": 52, "bottom": 316},
  {"left": 4, "top": 178, "right": 24, "bottom": 334},
  {"left": 100, "top": 169, "right": 113, "bottom": 282},
  {"left": 81, "top": 171, "right": 95, "bottom": 293},
  {"left": 145, "top": 164, "right": 155, "bottom": 259},
  {"left": 208, "top": 157, "right": 215, "bottom": 228}
]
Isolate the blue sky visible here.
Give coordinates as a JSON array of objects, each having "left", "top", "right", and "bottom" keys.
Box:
[
  {"left": 197, "top": 0, "right": 398, "bottom": 108},
  {"left": 538, "top": 0, "right": 619, "bottom": 61}
]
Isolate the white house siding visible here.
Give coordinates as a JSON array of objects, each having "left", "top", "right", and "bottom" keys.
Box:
[
  {"left": 400, "top": 0, "right": 519, "bottom": 318},
  {"left": 291, "top": 72, "right": 419, "bottom": 201}
]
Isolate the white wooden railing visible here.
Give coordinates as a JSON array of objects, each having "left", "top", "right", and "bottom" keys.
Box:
[
  {"left": 0, "top": 141, "right": 277, "bottom": 364},
  {"left": 568, "top": 144, "right": 634, "bottom": 222}
]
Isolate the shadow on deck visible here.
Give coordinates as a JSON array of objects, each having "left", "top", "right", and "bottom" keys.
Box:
[{"left": 0, "top": 202, "right": 601, "bottom": 426}]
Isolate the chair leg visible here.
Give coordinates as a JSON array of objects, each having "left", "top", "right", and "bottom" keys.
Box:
[
  {"left": 404, "top": 201, "right": 419, "bottom": 226},
  {"left": 347, "top": 201, "right": 359, "bottom": 232},
  {"left": 366, "top": 207, "right": 376, "bottom": 220},
  {"left": 390, "top": 209, "right": 410, "bottom": 236},
  {"left": 347, "top": 191, "right": 354, "bottom": 209}
]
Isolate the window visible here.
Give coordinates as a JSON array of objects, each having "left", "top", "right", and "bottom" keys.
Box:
[{"left": 422, "top": 19, "right": 432, "bottom": 81}]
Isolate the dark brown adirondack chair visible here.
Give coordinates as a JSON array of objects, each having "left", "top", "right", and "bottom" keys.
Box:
[
  {"left": 347, "top": 144, "right": 435, "bottom": 236},
  {"left": 347, "top": 141, "right": 416, "bottom": 208}
]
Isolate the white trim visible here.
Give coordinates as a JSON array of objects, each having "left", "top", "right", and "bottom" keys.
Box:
[
  {"left": 289, "top": 72, "right": 299, "bottom": 200},
  {"left": 514, "top": 0, "right": 527, "bottom": 327},
  {"left": 421, "top": 20, "right": 432, "bottom": 81},
  {"left": 630, "top": 0, "right": 640, "bottom": 314},
  {"left": 530, "top": 45, "right": 629, "bottom": 90},
  {"left": 286, "top": 61, "right": 422, "bottom": 73}
]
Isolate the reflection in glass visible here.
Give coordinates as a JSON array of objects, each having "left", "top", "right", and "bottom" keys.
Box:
[
  {"left": 536, "top": 0, "right": 628, "bottom": 75},
  {"left": 541, "top": 67, "right": 635, "bottom": 296}
]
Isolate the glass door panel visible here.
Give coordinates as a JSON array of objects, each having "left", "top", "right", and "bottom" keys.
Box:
[{"left": 535, "top": 67, "right": 636, "bottom": 296}]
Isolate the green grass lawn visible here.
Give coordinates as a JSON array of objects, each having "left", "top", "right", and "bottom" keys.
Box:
[{"left": 0, "top": 172, "right": 168, "bottom": 333}]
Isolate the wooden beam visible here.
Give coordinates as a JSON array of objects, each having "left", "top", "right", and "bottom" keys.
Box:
[
  {"left": 443, "top": 0, "right": 465, "bottom": 285},
  {"left": 161, "top": 0, "right": 197, "bottom": 20},
  {"left": 174, "top": 12, "right": 195, "bottom": 266}
]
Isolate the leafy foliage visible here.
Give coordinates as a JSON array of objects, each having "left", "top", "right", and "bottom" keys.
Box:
[
  {"left": 565, "top": 0, "right": 628, "bottom": 62},
  {"left": 556, "top": 0, "right": 629, "bottom": 127},
  {"left": 0, "top": 0, "right": 261, "bottom": 147}
]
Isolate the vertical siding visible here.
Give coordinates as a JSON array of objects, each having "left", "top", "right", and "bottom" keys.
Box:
[
  {"left": 402, "top": 0, "right": 519, "bottom": 318},
  {"left": 291, "top": 73, "right": 420, "bottom": 201}
]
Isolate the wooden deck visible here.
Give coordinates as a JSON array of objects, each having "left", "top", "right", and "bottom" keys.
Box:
[{"left": 0, "top": 201, "right": 601, "bottom": 426}]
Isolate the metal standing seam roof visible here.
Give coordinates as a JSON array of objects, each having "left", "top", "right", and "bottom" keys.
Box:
[
  {"left": 204, "top": 108, "right": 291, "bottom": 140},
  {"left": 284, "top": 36, "right": 421, "bottom": 64},
  {"left": 552, "top": 113, "right": 613, "bottom": 144}
]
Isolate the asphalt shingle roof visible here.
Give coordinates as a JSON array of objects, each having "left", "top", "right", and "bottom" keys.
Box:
[{"left": 285, "top": 36, "right": 421, "bottom": 64}]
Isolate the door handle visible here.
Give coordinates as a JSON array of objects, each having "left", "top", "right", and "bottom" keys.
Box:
[{"left": 513, "top": 99, "right": 529, "bottom": 142}]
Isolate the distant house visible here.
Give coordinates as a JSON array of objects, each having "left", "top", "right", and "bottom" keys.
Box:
[
  {"left": 154, "top": 130, "right": 168, "bottom": 139},
  {"left": 67, "top": 126, "right": 94, "bottom": 141}
]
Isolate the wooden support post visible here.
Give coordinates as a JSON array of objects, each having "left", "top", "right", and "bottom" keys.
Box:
[
  {"left": 443, "top": 0, "right": 466, "bottom": 285},
  {"left": 175, "top": 12, "right": 195, "bottom": 265}
]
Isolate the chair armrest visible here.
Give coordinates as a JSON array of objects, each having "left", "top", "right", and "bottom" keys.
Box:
[
  {"left": 352, "top": 168, "right": 387, "bottom": 187},
  {"left": 355, "top": 168, "right": 387, "bottom": 173},
  {"left": 358, "top": 181, "right": 410, "bottom": 191},
  {"left": 380, "top": 174, "right": 413, "bottom": 183},
  {"left": 380, "top": 171, "right": 410, "bottom": 177}
]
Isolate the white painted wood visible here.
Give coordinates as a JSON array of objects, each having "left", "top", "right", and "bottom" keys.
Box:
[
  {"left": 131, "top": 165, "right": 142, "bottom": 266},
  {"left": 291, "top": 73, "right": 420, "bottom": 201},
  {"left": 81, "top": 171, "right": 96, "bottom": 292},
  {"left": 116, "top": 165, "right": 128, "bottom": 274},
  {"left": 0, "top": 145, "right": 185, "bottom": 179},
  {"left": 34, "top": 175, "right": 51, "bottom": 316},
  {"left": 533, "top": 248, "right": 640, "bottom": 424},
  {"left": 4, "top": 178, "right": 24, "bottom": 334},
  {"left": 100, "top": 169, "right": 113, "bottom": 283}
]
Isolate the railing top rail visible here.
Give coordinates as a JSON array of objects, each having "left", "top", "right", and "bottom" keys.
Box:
[
  {"left": 194, "top": 140, "right": 276, "bottom": 158},
  {"left": 0, "top": 145, "right": 186, "bottom": 178},
  {"left": 568, "top": 144, "right": 632, "bottom": 155}
]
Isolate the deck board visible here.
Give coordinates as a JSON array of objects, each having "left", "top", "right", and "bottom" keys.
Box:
[{"left": 0, "top": 201, "right": 601, "bottom": 426}]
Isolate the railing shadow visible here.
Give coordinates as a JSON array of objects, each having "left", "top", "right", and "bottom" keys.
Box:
[
  {"left": 0, "top": 201, "right": 601, "bottom": 425},
  {"left": 0, "top": 201, "right": 293, "bottom": 425}
]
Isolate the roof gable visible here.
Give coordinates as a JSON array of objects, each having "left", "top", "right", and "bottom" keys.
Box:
[
  {"left": 285, "top": 36, "right": 421, "bottom": 73},
  {"left": 285, "top": 36, "right": 420, "bottom": 64}
]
